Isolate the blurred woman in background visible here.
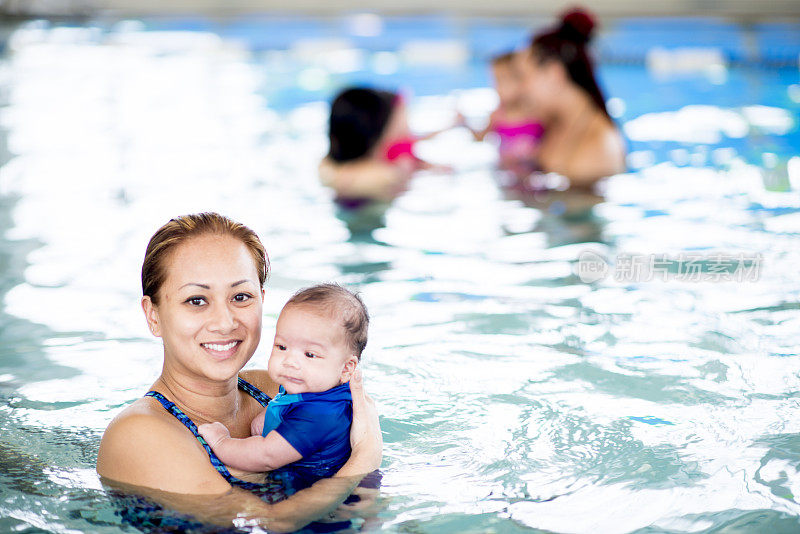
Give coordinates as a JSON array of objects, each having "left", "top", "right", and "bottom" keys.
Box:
[
  {"left": 319, "top": 87, "right": 443, "bottom": 209},
  {"left": 517, "top": 7, "right": 626, "bottom": 188}
]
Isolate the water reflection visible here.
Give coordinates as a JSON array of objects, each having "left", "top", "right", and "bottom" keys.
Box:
[
  {"left": 1, "top": 19, "right": 800, "bottom": 534},
  {"left": 336, "top": 202, "right": 390, "bottom": 244},
  {"left": 502, "top": 186, "right": 608, "bottom": 248},
  {"left": 0, "top": 114, "right": 88, "bottom": 407}
]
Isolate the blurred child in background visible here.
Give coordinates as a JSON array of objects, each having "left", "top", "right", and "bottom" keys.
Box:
[{"left": 461, "top": 51, "right": 544, "bottom": 177}]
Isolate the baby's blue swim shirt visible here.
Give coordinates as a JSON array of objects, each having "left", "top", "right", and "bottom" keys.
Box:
[{"left": 262, "top": 382, "right": 352, "bottom": 480}]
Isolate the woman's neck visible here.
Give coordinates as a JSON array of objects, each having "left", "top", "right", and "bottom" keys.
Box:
[{"left": 154, "top": 367, "right": 241, "bottom": 426}]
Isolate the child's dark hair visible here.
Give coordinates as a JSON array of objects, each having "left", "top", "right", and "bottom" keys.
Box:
[
  {"left": 529, "top": 7, "right": 610, "bottom": 119},
  {"left": 285, "top": 283, "right": 369, "bottom": 359},
  {"left": 327, "top": 87, "right": 397, "bottom": 163}
]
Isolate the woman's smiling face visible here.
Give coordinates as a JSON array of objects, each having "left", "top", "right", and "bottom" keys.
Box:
[{"left": 143, "top": 233, "right": 264, "bottom": 382}]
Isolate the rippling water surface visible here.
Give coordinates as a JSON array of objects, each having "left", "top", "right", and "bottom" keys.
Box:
[{"left": 1, "top": 20, "right": 800, "bottom": 534}]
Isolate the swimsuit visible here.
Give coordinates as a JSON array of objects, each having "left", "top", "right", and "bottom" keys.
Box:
[
  {"left": 492, "top": 120, "right": 544, "bottom": 161},
  {"left": 334, "top": 196, "right": 372, "bottom": 210},
  {"left": 488, "top": 120, "right": 545, "bottom": 180},
  {"left": 145, "top": 377, "right": 282, "bottom": 496},
  {"left": 382, "top": 136, "right": 417, "bottom": 163},
  {"left": 260, "top": 383, "right": 353, "bottom": 485},
  {"left": 111, "top": 378, "right": 375, "bottom": 533},
  {"left": 109, "top": 378, "right": 283, "bottom": 533}
]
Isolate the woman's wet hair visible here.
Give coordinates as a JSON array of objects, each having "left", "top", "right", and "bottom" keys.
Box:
[
  {"left": 327, "top": 87, "right": 397, "bottom": 163},
  {"left": 142, "top": 212, "right": 269, "bottom": 305},
  {"left": 285, "top": 283, "right": 369, "bottom": 359},
  {"left": 530, "top": 7, "right": 610, "bottom": 119}
]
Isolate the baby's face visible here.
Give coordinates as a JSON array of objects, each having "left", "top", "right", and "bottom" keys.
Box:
[
  {"left": 267, "top": 305, "right": 358, "bottom": 394},
  {"left": 492, "top": 62, "right": 521, "bottom": 106}
]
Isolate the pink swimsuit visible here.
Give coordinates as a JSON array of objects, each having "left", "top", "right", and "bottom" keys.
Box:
[
  {"left": 382, "top": 137, "right": 417, "bottom": 163},
  {"left": 493, "top": 121, "right": 544, "bottom": 160}
]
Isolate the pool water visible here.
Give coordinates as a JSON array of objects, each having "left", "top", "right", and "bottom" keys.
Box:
[{"left": 1, "top": 16, "right": 800, "bottom": 534}]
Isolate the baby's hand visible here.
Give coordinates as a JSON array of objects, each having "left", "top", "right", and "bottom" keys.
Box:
[{"left": 198, "top": 421, "right": 230, "bottom": 449}]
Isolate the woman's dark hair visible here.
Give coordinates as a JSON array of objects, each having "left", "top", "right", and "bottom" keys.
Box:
[
  {"left": 327, "top": 87, "right": 397, "bottom": 162},
  {"left": 142, "top": 212, "right": 269, "bottom": 306},
  {"left": 530, "top": 8, "right": 610, "bottom": 119}
]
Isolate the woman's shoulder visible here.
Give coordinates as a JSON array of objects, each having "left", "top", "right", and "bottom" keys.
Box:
[
  {"left": 100, "top": 396, "right": 177, "bottom": 439},
  {"left": 568, "top": 116, "right": 626, "bottom": 186},
  {"left": 96, "top": 397, "right": 230, "bottom": 494}
]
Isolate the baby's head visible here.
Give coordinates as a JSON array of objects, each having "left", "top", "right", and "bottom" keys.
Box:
[
  {"left": 491, "top": 51, "right": 522, "bottom": 107},
  {"left": 268, "top": 283, "right": 369, "bottom": 394}
]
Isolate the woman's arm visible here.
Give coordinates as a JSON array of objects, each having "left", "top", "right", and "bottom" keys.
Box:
[
  {"left": 456, "top": 111, "right": 494, "bottom": 142},
  {"left": 101, "top": 474, "right": 366, "bottom": 533}
]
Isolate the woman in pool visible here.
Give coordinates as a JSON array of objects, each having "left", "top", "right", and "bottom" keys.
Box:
[
  {"left": 319, "top": 87, "right": 440, "bottom": 208},
  {"left": 516, "top": 7, "right": 626, "bottom": 188},
  {"left": 96, "top": 212, "right": 382, "bottom": 532}
]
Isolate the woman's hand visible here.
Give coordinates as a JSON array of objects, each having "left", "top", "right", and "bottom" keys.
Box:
[{"left": 340, "top": 369, "right": 382, "bottom": 476}]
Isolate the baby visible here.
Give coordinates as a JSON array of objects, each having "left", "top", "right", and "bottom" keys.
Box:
[{"left": 198, "top": 283, "right": 368, "bottom": 484}]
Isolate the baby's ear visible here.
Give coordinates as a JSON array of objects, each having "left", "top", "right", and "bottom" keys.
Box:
[{"left": 340, "top": 355, "right": 359, "bottom": 383}]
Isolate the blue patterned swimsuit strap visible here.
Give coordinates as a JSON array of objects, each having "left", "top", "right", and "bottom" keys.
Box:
[
  {"left": 144, "top": 377, "right": 271, "bottom": 491},
  {"left": 237, "top": 376, "right": 271, "bottom": 407}
]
